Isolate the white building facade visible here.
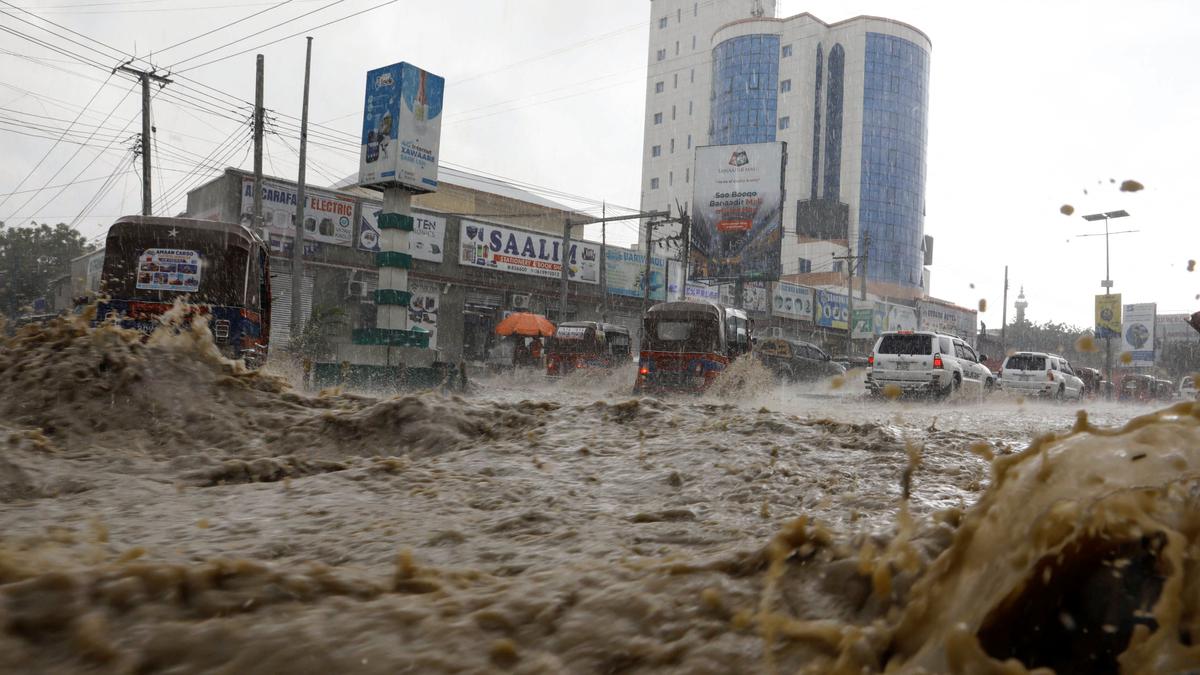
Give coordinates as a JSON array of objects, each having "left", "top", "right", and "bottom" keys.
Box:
[{"left": 640, "top": 1, "right": 932, "bottom": 300}]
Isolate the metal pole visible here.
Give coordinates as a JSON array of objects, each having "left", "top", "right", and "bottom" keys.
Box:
[
  {"left": 601, "top": 202, "right": 607, "bottom": 321},
  {"left": 845, "top": 247, "right": 854, "bottom": 357},
  {"left": 733, "top": 276, "right": 744, "bottom": 310},
  {"left": 642, "top": 219, "right": 655, "bottom": 311},
  {"left": 291, "top": 36, "right": 312, "bottom": 338},
  {"left": 252, "top": 54, "right": 265, "bottom": 229},
  {"left": 859, "top": 233, "right": 869, "bottom": 300},
  {"left": 559, "top": 216, "right": 571, "bottom": 322},
  {"left": 1104, "top": 214, "right": 1112, "bottom": 399},
  {"left": 679, "top": 208, "right": 690, "bottom": 296},
  {"left": 140, "top": 73, "right": 151, "bottom": 215},
  {"left": 1000, "top": 264, "right": 1008, "bottom": 355}
]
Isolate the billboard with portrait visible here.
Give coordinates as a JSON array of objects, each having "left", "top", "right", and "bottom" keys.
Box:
[
  {"left": 1121, "top": 302, "right": 1155, "bottom": 367},
  {"left": 360, "top": 62, "right": 444, "bottom": 192},
  {"left": 689, "top": 142, "right": 785, "bottom": 282}
]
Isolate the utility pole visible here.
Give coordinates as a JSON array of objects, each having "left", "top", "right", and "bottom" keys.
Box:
[
  {"left": 291, "top": 37, "right": 312, "bottom": 338},
  {"left": 833, "top": 245, "right": 868, "bottom": 356},
  {"left": 600, "top": 202, "right": 607, "bottom": 321},
  {"left": 115, "top": 64, "right": 172, "bottom": 215},
  {"left": 252, "top": 55, "right": 265, "bottom": 230},
  {"left": 859, "top": 234, "right": 870, "bottom": 300},
  {"left": 559, "top": 215, "right": 572, "bottom": 322},
  {"left": 1000, "top": 265, "right": 1009, "bottom": 356},
  {"left": 642, "top": 218, "right": 656, "bottom": 309},
  {"left": 676, "top": 200, "right": 691, "bottom": 299}
]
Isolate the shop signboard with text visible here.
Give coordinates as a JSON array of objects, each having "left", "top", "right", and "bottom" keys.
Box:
[
  {"left": 771, "top": 282, "right": 814, "bottom": 321},
  {"left": 605, "top": 248, "right": 666, "bottom": 300},
  {"left": 459, "top": 220, "right": 599, "bottom": 284},
  {"left": 240, "top": 178, "right": 354, "bottom": 251},
  {"left": 815, "top": 289, "right": 849, "bottom": 330},
  {"left": 358, "top": 203, "right": 445, "bottom": 262}
]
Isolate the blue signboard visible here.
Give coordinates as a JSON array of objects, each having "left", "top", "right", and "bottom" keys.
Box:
[
  {"left": 815, "top": 289, "right": 850, "bottom": 330},
  {"left": 360, "top": 62, "right": 444, "bottom": 192}
]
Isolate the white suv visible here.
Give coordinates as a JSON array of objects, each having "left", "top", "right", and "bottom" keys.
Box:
[
  {"left": 866, "top": 331, "right": 994, "bottom": 398},
  {"left": 1180, "top": 376, "right": 1198, "bottom": 401},
  {"left": 998, "top": 351, "right": 1084, "bottom": 400}
]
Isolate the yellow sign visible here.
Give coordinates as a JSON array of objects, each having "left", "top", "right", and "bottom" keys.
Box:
[{"left": 1095, "top": 294, "right": 1122, "bottom": 338}]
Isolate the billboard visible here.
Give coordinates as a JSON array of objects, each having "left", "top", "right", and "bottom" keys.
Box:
[
  {"left": 1121, "top": 302, "right": 1156, "bottom": 367},
  {"left": 605, "top": 248, "right": 666, "bottom": 300},
  {"left": 360, "top": 62, "right": 444, "bottom": 192},
  {"left": 690, "top": 142, "right": 785, "bottom": 282},
  {"left": 719, "top": 281, "right": 768, "bottom": 312},
  {"left": 771, "top": 282, "right": 814, "bottom": 321},
  {"left": 358, "top": 204, "right": 445, "bottom": 262},
  {"left": 851, "top": 308, "right": 875, "bottom": 339},
  {"left": 917, "top": 299, "right": 977, "bottom": 339},
  {"left": 815, "top": 289, "right": 849, "bottom": 330},
  {"left": 882, "top": 303, "right": 918, "bottom": 332},
  {"left": 459, "top": 220, "right": 599, "bottom": 284},
  {"left": 407, "top": 279, "right": 439, "bottom": 349},
  {"left": 1095, "top": 294, "right": 1122, "bottom": 339},
  {"left": 240, "top": 177, "right": 354, "bottom": 251}
]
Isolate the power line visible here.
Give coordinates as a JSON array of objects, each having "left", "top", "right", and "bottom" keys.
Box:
[
  {"left": 166, "top": 0, "right": 349, "bottom": 70},
  {"left": 146, "top": 0, "right": 296, "bottom": 58}
]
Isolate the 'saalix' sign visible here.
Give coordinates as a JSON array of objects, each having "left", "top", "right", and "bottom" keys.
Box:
[{"left": 458, "top": 221, "right": 600, "bottom": 285}]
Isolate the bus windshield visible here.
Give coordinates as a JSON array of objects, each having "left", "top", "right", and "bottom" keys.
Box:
[
  {"left": 642, "top": 312, "right": 721, "bottom": 353},
  {"left": 102, "top": 223, "right": 252, "bottom": 307}
]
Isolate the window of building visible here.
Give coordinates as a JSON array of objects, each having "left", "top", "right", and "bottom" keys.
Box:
[
  {"left": 653, "top": 112, "right": 662, "bottom": 124},
  {"left": 651, "top": 145, "right": 661, "bottom": 157},
  {"left": 779, "top": 116, "right": 790, "bottom": 130},
  {"left": 673, "top": 73, "right": 678, "bottom": 88},
  {"left": 692, "top": 35, "right": 696, "bottom": 50},
  {"left": 670, "top": 138, "right": 675, "bottom": 153},
  {"left": 798, "top": 258, "right": 812, "bottom": 274},
  {"left": 832, "top": 260, "right": 844, "bottom": 273},
  {"left": 650, "top": 177, "right": 659, "bottom": 189},
  {"left": 675, "top": 40, "right": 679, "bottom": 55},
  {"left": 658, "top": 16, "right": 667, "bottom": 29},
  {"left": 688, "top": 100, "right": 693, "bottom": 115},
  {"left": 669, "top": 171, "right": 674, "bottom": 186},
  {"left": 780, "top": 79, "right": 791, "bottom": 92},
  {"left": 685, "top": 167, "right": 690, "bottom": 183},
  {"left": 656, "top": 48, "right": 666, "bottom": 61},
  {"left": 687, "top": 133, "right": 691, "bottom": 148},
  {"left": 782, "top": 44, "right": 792, "bottom": 57},
  {"left": 693, "top": 2, "right": 697, "bottom": 16},
  {"left": 654, "top": 81, "right": 664, "bottom": 94},
  {"left": 671, "top": 104, "right": 676, "bottom": 120}
]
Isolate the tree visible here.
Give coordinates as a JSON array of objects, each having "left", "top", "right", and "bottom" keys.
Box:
[{"left": 0, "top": 221, "right": 93, "bottom": 316}]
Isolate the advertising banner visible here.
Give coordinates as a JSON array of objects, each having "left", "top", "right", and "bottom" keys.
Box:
[
  {"left": 917, "top": 299, "right": 977, "bottom": 339},
  {"left": 240, "top": 178, "right": 354, "bottom": 251},
  {"left": 685, "top": 283, "right": 720, "bottom": 303},
  {"left": 667, "top": 259, "right": 684, "bottom": 301},
  {"left": 719, "top": 282, "right": 768, "bottom": 312},
  {"left": 360, "top": 62, "right": 444, "bottom": 192},
  {"left": 770, "top": 282, "right": 814, "bottom": 321},
  {"left": 882, "top": 303, "right": 918, "bottom": 332},
  {"left": 690, "top": 142, "right": 785, "bottom": 281},
  {"left": 815, "top": 289, "right": 849, "bottom": 330},
  {"left": 358, "top": 204, "right": 445, "bottom": 262},
  {"left": 605, "top": 248, "right": 666, "bottom": 300},
  {"left": 135, "top": 249, "right": 200, "bottom": 292},
  {"left": 1095, "top": 294, "right": 1122, "bottom": 339},
  {"left": 459, "top": 220, "right": 600, "bottom": 284},
  {"left": 852, "top": 308, "right": 875, "bottom": 339},
  {"left": 407, "top": 279, "right": 439, "bottom": 349},
  {"left": 1121, "top": 302, "right": 1156, "bottom": 367}
]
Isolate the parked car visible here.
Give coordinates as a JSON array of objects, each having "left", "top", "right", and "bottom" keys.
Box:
[
  {"left": 1120, "top": 374, "right": 1156, "bottom": 403},
  {"left": 1181, "top": 375, "right": 1198, "bottom": 400},
  {"left": 1154, "top": 378, "right": 1177, "bottom": 401},
  {"left": 865, "top": 330, "right": 993, "bottom": 398},
  {"left": 998, "top": 351, "right": 1085, "bottom": 401},
  {"left": 832, "top": 354, "right": 871, "bottom": 371},
  {"left": 755, "top": 338, "right": 845, "bottom": 382},
  {"left": 1075, "top": 366, "right": 1105, "bottom": 398}
]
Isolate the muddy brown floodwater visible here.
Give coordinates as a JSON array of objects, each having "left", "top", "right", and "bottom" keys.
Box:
[{"left": 2, "top": 317, "right": 1199, "bottom": 673}]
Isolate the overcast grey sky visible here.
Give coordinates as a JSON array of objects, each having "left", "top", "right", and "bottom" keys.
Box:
[{"left": 1, "top": 0, "right": 1198, "bottom": 328}]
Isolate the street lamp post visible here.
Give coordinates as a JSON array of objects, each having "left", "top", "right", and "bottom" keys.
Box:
[{"left": 1080, "top": 209, "right": 1133, "bottom": 398}]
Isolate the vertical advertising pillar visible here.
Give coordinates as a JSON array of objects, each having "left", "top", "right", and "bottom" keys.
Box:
[{"left": 356, "top": 61, "right": 444, "bottom": 348}]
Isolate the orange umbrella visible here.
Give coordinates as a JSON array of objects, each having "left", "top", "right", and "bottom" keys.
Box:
[{"left": 495, "top": 312, "right": 556, "bottom": 337}]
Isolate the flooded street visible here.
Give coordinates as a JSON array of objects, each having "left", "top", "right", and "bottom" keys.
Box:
[{"left": 4, "top": 321, "right": 1198, "bottom": 673}]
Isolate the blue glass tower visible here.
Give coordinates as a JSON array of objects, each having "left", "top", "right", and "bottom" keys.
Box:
[{"left": 710, "top": 34, "right": 780, "bottom": 145}]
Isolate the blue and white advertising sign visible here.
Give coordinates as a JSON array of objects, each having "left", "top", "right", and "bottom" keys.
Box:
[
  {"left": 685, "top": 283, "right": 720, "bottom": 303},
  {"left": 459, "top": 220, "right": 599, "bottom": 285},
  {"left": 360, "top": 62, "right": 444, "bottom": 192},
  {"left": 1121, "top": 302, "right": 1156, "bottom": 367},
  {"left": 358, "top": 203, "right": 445, "bottom": 262},
  {"left": 771, "top": 282, "right": 814, "bottom": 321},
  {"left": 605, "top": 248, "right": 666, "bottom": 300},
  {"left": 815, "top": 289, "right": 850, "bottom": 330}
]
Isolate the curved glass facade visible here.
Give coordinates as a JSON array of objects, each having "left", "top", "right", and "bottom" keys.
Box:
[
  {"left": 822, "top": 44, "right": 845, "bottom": 200},
  {"left": 808, "top": 43, "right": 822, "bottom": 200},
  {"left": 859, "top": 33, "right": 929, "bottom": 288},
  {"left": 710, "top": 34, "right": 780, "bottom": 145}
]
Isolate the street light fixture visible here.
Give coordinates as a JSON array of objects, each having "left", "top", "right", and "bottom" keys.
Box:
[{"left": 1079, "top": 209, "right": 1133, "bottom": 398}]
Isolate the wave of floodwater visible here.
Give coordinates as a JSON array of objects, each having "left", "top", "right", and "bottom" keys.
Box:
[{"left": 0, "top": 316, "right": 1193, "bottom": 673}]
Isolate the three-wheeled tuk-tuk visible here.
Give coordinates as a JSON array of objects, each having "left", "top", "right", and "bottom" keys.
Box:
[
  {"left": 545, "top": 321, "right": 632, "bottom": 375},
  {"left": 97, "top": 216, "right": 271, "bottom": 366},
  {"left": 633, "top": 301, "right": 751, "bottom": 394}
]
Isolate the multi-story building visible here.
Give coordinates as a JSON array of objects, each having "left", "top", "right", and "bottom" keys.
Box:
[{"left": 640, "top": 0, "right": 932, "bottom": 300}]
